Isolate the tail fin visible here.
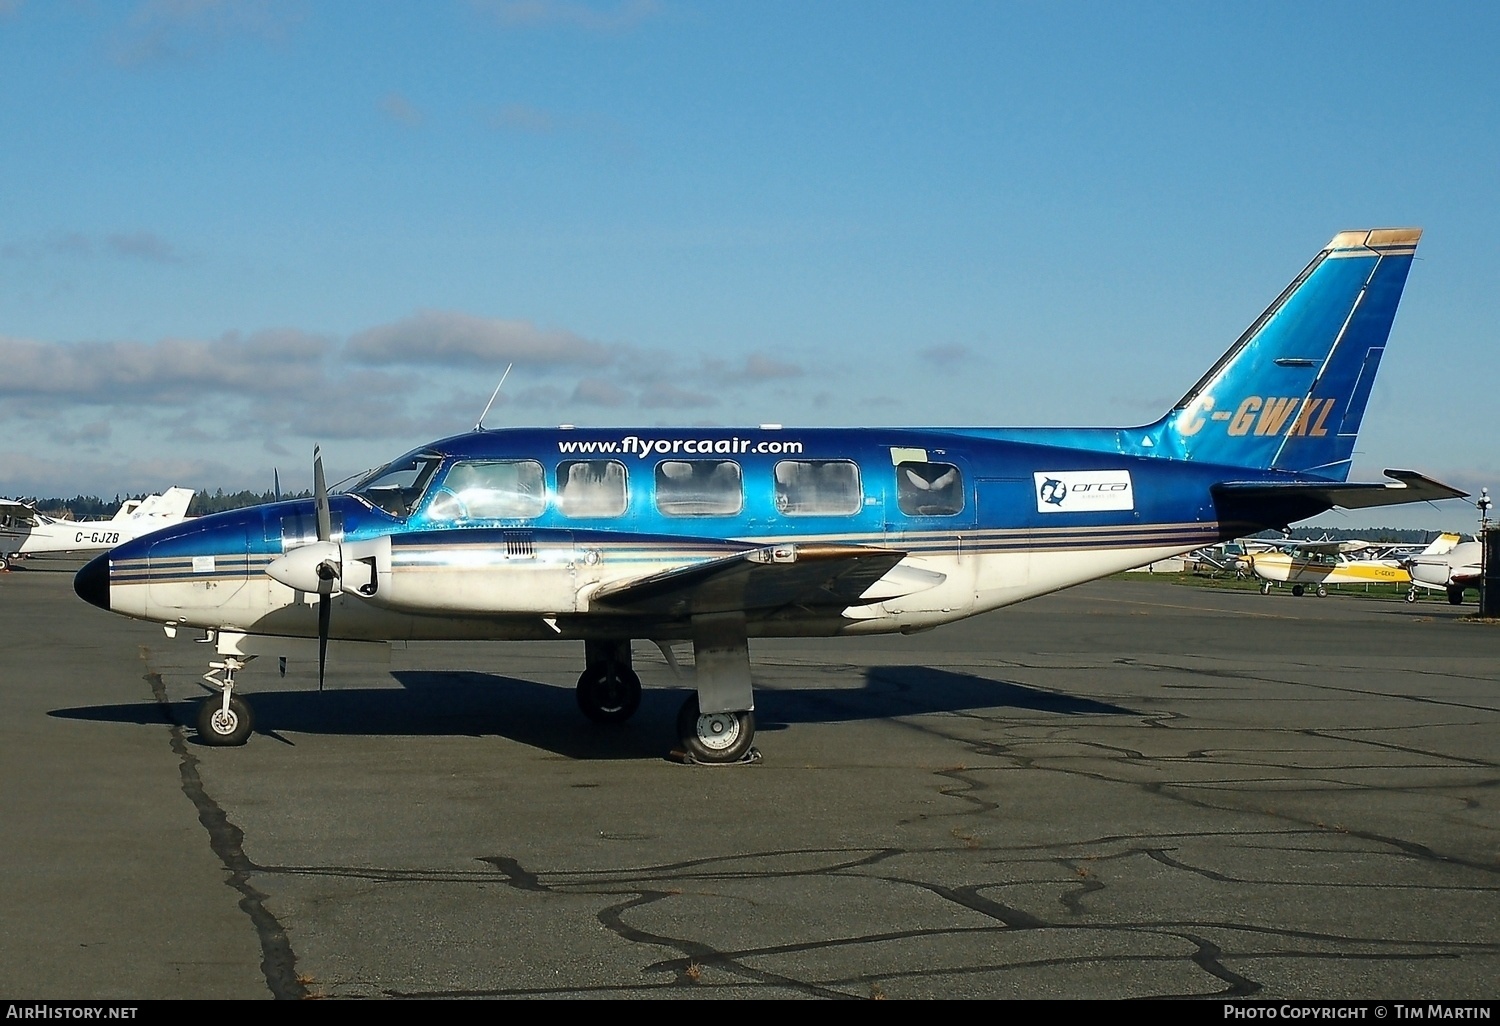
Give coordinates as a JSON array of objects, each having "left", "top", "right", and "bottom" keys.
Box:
[
  {"left": 132, "top": 487, "right": 194, "bottom": 520},
  {"left": 1144, "top": 228, "right": 1420, "bottom": 479},
  {"left": 1420, "top": 532, "right": 1462, "bottom": 556}
]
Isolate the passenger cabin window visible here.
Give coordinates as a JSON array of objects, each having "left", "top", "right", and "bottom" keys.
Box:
[
  {"left": 896, "top": 461, "right": 964, "bottom": 516},
  {"left": 428, "top": 460, "right": 546, "bottom": 520},
  {"left": 773, "top": 460, "right": 862, "bottom": 516},
  {"left": 351, "top": 454, "right": 442, "bottom": 518},
  {"left": 557, "top": 460, "right": 628, "bottom": 518},
  {"left": 655, "top": 460, "right": 743, "bottom": 516}
]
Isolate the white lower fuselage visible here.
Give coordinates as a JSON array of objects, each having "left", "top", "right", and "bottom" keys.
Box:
[{"left": 103, "top": 533, "right": 1195, "bottom": 644}]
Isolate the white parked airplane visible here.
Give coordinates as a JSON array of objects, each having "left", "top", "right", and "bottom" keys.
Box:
[
  {"left": 0, "top": 488, "right": 195, "bottom": 571},
  {"left": 1403, "top": 534, "right": 1482, "bottom": 604}
]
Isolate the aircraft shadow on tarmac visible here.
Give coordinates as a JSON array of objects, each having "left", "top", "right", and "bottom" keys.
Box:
[{"left": 49, "top": 666, "right": 1134, "bottom": 760}]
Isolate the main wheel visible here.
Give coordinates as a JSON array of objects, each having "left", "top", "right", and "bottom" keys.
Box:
[
  {"left": 1448, "top": 586, "right": 1465, "bottom": 606},
  {"left": 577, "top": 664, "right": 641, "bottom": 724},
  {"left": 1291, "top": 584, "right": 1305, "bottom": 597},
  {"left": 197, "top": 695, "right": 254, "bottom": 746},
  {"left": 1406, "top": 587, "right": 1417, "bottom": 603},
  {"left": 676, "top": 695, "right": 756, "bottom": 764},
  {"left": 1259, "top": 580, "right": 1272, "bottom": 595},
  {"left": 1316, "top": 584, "right": 1327, "bottom": 598}
]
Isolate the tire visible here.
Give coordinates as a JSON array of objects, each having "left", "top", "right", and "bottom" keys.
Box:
[
  {"left": 1405, "top": 588, "right": 1417, "bottom": 603},
  {"left": 1316, "top": 584, "right": 1327, "bottom": 598},
  {"left": 676, "top": 695, "right": 756, "bottom": 764},
  {"left": 576, "top": 664, "right": 641, "bottom": 724},
  {"left": 1448, "top": 587, "right": 1465, "bottom": 606},
  {"left": 1291, "top": 584, "right": 1304, "bottom": 597},
  {"left": 1260, "top": 581, "right": 1271, "bottom": 595},
  {"left": 197, "top": 695, "right": 254, "bottom": 746}
]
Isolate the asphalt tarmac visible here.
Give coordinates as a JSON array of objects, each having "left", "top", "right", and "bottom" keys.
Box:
[{"left": 1, "top": 558, "right": 1496, "bottom": 1000}]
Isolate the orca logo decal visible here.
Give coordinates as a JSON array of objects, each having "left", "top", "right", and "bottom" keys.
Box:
[{"left": 1034, "top": 471, "right": 1134, "bottom": 514}]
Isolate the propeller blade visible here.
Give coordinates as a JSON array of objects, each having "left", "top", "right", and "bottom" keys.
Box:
[
  {"left": 314, "top": 445, "right": 332, "bottom": 543},
  {"left": 317, "top": 592, "right": 330, "bottom": 692}
]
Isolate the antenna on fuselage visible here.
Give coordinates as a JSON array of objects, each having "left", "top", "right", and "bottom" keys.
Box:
[{"left": 474, "top": 363, "right": 514, "bottom": 431}]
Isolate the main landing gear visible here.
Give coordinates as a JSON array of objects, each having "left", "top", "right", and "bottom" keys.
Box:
[
  {"left": 576, "top": 639, "right": 642, "bottom": 723},
  {"left": 576, "top": 616, "right": 760, "bottom": 765}
]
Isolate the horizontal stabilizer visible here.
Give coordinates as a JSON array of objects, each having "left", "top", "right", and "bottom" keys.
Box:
[
  {"left": 1213, "top": 470, "right": 1467, "bottom": 512},
  {"left": 593, "top": 543, "right": 907, "bottom": 617}
]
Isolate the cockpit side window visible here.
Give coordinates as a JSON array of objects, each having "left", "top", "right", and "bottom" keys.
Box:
[
  {"left": 896, "top": 461, "right": 964, "bottom": 516},
  {"left": 557, "top": 460, "right": 628, "bottom": 518},
  {"left": 655, "top": 460, "right": 743, "bottom": 516},
  {"left": 427, "top": 460, "right": 546, "bottom": 521},
  {"left": 350, "top": 454, "right": 443, "bottom": 518}
]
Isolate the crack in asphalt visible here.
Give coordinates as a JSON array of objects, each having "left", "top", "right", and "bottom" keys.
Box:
[{"left": 142, "top": 664, "right": 307, "bottom": 1000}]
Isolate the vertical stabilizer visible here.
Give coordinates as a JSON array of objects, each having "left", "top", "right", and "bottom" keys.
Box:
[{"left": 1144, "top": 229, "right": 1420, "bottom": 479}]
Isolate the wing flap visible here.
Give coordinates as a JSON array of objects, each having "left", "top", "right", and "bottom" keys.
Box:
[{"left": 592, "top": 543, "right": 908, "bottom": 617}]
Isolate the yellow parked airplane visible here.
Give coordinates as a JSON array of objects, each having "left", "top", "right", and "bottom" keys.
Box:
[{"left": 1246, "top": 540, "right": 1410, "bottom": 596}]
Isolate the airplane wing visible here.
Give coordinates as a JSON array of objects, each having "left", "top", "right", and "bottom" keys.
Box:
[
  {"left": 1213, "top": 470, "right": 1467, "bottom": 512},
  {"left": 591, "top": 542, "right": 908, "bottom": 617},
  {"left": 1277, "top": 539, "right": 1372, "bottom": 555}
]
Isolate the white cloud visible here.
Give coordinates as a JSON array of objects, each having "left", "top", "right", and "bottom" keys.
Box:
[{"left": 347, "top": 310, "right": 615, "bottom": 369}]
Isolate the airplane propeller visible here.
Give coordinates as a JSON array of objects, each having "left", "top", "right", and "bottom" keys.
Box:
[{"left": 265, "top": 446, "right": 342, "bottom": 690}]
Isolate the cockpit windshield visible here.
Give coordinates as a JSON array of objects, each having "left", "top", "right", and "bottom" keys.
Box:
[{"left": 350, "top": 453, "right": 443, "bottom": 518}]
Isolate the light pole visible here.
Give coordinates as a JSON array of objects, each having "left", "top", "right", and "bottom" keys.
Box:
[{"left": 1480, "top": 488, "right": 1495, "bottom": 617}]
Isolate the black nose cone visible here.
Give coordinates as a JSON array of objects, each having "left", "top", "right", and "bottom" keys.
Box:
[{"left": 74, "top": 553, "right": 111, "bottom": 611}]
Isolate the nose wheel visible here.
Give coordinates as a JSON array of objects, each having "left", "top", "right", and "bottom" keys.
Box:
[
  {"left": 197, "top": 693, "right": 254, "bottom": 746},
  {"left": 198, "top": 654, "right": 255, "bottom": 746}
]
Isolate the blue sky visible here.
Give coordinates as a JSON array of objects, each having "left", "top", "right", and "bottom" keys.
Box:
[{"left": 1, "top": 1, "right": 1495, "bottom": 530}]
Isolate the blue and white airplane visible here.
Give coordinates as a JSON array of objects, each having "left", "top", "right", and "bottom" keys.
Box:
[{"left": 74, "top": 228, "right": 1463, "bottom": 762}]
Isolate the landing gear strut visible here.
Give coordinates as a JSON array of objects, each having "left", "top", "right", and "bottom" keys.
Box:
[
  {"left": 199, "top": 654, "right": 255, "bottom": 746},
  {"left": 576, "top": 639, "right": 641, "bottom": 724}
]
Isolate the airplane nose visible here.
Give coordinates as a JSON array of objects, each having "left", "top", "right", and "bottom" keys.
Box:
[{"left": 74, "top": 552, "right": 110, "bottom": 611}]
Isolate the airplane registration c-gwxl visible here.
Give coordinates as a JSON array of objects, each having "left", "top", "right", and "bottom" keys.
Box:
[{"left": 74, "top": 228, "right": 1466, "bottom": 763}]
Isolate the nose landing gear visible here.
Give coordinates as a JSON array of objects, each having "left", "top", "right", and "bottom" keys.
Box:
[{"left": 199, "top": 654, "right": 255, "bottom": 746}]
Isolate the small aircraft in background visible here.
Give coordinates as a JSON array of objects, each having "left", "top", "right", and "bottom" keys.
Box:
[
  {"left": 1, "top": 488, "right": 194, "bottom": 571},
  {"left": 1245, "top": 539, "right": 1409, "bottom": 596},
  {"left": 74, "top": 228, "right": 1466, "bottom": 762},
  {"left": 1404, "top": 534, "right": 1482, "bottom": 604}
]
